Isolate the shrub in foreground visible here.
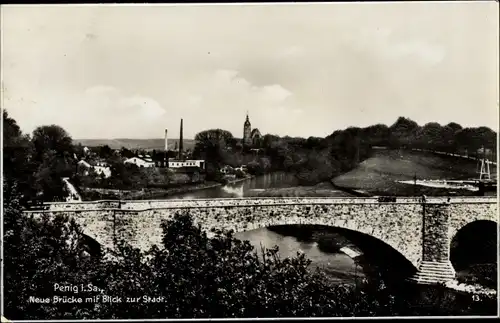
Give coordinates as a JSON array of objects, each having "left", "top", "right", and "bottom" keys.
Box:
[{"left": 4, "top": 208, "right": 497, "bottom": 319}]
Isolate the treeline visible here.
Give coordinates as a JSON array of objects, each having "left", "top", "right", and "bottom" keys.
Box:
[
  {"left": 3, "top": 110, "right": 199, "bottom": 201},
  {"left": 193, "top": 117, "right": 496, "bottom": 186},
  {"left": 354, "top": 117, "right": 496, "bottom": 157},
  {"left": 3, "top": 110, "right": 77, "bottom": 205},
  {"left": 4, "top": 109, "right": 496, "bottom": 204}
]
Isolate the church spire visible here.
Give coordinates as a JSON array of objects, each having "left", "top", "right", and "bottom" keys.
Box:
[
  {"left": 244, "top": 111, "right": 251, "bottom": 126},
  {"left": 243, "top": 111, "right": 252, "bottom": 145}
]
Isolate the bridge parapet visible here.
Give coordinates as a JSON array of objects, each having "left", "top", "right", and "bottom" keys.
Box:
[{"left": 41, "top": 196, "right": 496, "bottom": 212}]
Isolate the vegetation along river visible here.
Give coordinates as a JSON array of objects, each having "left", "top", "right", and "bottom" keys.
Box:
[{"left": 167, "top": 172, "right": 366, "bottom": 285}]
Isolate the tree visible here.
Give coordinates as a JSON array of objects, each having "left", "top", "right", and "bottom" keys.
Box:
[
  {"left": 32, "top": 125, "right": 74, "bottom": 157},
  {"left": 3, "top": 188, "right": 105, "bottom": 319},
  {"left": 2, "top": 110, "right": 36, "bottom": 204},
  {"left": 415, "top": 122, "right": 443, "bottom": 149},
  {"left": 5, "top": 201, "right": 497, "bottom": 319},
  {"left": 29, "top": 125, "right": 77, "bottom": 201},
  {"left": 98, "top": 145, "right": 113, "bottom": 159},
  {"left": 119, "top": 147, "right": 135, "bottom": 158},
  {"left": 441, "top": 123, "right": 462, "bottom": 152},
  {"left": 361, "top": 124, "right": 390, "bottom": 147},
  {"left": 389, "top": 117, "right": 420, "bottom": 148},
  {"left": 193, "top": 129, "right": 234, "bottom": 180}
]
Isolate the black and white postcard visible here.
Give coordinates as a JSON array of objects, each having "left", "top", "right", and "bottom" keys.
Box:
[{"left": 1, "top": 2, "right": 499, "bottom": 320}]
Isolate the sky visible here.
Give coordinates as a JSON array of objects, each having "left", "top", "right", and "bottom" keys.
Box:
[{"left": 1, "top": 2, "right": 499, "bottom": 139}]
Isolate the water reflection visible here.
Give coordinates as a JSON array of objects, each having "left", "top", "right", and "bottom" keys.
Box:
[
  {"left": 167, "top": 172, "right": 361, "bottom": 284},
  {"left": 168, "top": 172, "right": 300, "bottom": 199},
  {"left": 235, "top": 227, "right": 364, "bottom": 285}
]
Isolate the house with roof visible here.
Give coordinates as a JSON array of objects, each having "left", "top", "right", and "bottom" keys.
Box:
[
  {"left": 124, "top": 154, "right": 156, "bottom": 168},
  {"left": 77, "top": 160, "right": 112, "bottom": 178}
]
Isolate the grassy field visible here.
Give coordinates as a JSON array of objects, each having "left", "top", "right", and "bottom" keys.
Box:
[{"left": 332, "top": 149, "right": 497, "bottom": 196}]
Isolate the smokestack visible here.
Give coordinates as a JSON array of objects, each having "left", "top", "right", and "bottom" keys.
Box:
[
  {"left": 164, "top": 129, "right": 168, "bottom": 167},
  {"left": 179, "top": 118, "right": 183, "bottom": 160},
  {"left": 164, "top": 129, "right": 168, "bottom": 151}
]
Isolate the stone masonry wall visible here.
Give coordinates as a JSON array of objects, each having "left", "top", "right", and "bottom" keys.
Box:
[
  {"left": 27, "top": 196, "right": 497, "bottom": 271},
  {"left": 44, "top": 196, "right": 496, "bottom": 212},
  {"left": 448, "top": 202, "right": 498, "bottom": 241},
  {"left": 35, "top": 202, "right": 424, "bottom": 268},
  {"left": 422, "top": 204, "right": 452, "bottom": 262}
]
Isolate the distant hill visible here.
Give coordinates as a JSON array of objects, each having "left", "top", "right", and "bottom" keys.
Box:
[{"left": 73, "top": 138, "right": 196, "bottom": 151}]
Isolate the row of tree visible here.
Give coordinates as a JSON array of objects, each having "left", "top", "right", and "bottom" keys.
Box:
[
  {"left": 4, "top": 109, "right": 496, "bottom": 204},
  {"left": 349, "top": 117, "right": 496, "bottom": 155},
  {"left": 191, "top": 117, "right": 497, "bottom": 185}
]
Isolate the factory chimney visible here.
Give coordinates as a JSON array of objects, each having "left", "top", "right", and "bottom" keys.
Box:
[
  {"left": 178, "top": 118, "right": 184, "bottom": 160},
  {"left": 164, "top": 129, "right": 168, "bottom": 167},
  {"left": 164, "top": 129, "right": 168, "bottom": 151}
]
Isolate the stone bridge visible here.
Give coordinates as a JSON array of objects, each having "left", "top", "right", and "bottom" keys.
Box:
[{"left": 24, "top": 196, "right": 498, "bottom": 285}]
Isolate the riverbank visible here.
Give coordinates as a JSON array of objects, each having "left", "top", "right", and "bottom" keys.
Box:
[
  {"left": 247, "top": 181, "right": 354, "bottom": 198},
  {"left": 225, "top": 175, "right": 255, "bottom": 185},
  {"left": 79, "top": 181, "right": 222, "bottom": 200},
  {"left": 78, "top": 175, "right": 257, "bottom": 201}
]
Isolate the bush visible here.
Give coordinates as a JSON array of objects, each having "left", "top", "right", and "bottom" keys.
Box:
[
  {"left": 458, "top": 264, "right": 498, "bottom": 289},
  {"left": 235, "top": 169, "right": 246, "bottom": 178},
  {"left": 5, "top": 204, "right": 498, "bottom": 319}
]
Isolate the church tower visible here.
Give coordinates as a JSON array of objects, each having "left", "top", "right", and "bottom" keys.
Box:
[{"left": 243, "top": 112, "right": 252, "bottom": 146}]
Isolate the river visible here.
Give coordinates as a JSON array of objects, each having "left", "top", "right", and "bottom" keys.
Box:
[{"left": 167, "top": 172, "right": 365, "bottom": 284}]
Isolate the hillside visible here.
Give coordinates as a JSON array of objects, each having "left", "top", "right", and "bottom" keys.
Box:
[
  {"left": 332, "top": 149, "right": 497, "bottom": 196},
  {"left": 73, "top": 138, "right": 196, "bottom": 151}
]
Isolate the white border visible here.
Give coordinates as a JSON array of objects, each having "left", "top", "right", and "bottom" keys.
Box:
[{"left": 1, "top": 1, "right": 499, "bottom": 321}]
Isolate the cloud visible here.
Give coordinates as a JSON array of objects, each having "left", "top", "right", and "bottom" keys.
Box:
[
  {"left": 260, "top": 84, "right": 293, "bottom": 103},
  {"left": 84, "top": 85, "right": 165, "bottom": 119},
  {"left": 205, "top": 69, "right": 292, "bottom": 104},
  {"left": 182, "top": 69, "right": 298, "bottom": 135},
  {"left": 276, "top": 46, "right": 305, "bottom": 59},
  {"left": 187, "top": 95, "right": 202, "bottom": 109},
  {"left": 119, "top": 96, "right": 166, "bottom": 118},
  {"left": 386, "top": 40, "right": 445, "bottom": 65},
  {"left": 357, "top": 27, "right": 446, "bottom": 65},
  {"left": 84, "top": 85, "right": 119, "bottom": 97},
  {"left": 50, "top": 85, "right": 168, "bottom": 138}
]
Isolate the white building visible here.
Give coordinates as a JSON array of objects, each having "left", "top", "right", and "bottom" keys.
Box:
[
  {"left": 168, "top": 159, "right": 205, "bottom": 170},
  {"left": 124, "top": 155, "right": 156, "bottom": 168},
  {"left": 78, "top": 160, "right": 112, "bottom": 178}
]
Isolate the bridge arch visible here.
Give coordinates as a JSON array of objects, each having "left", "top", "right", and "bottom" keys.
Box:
[
  {"left": 240, "top": 224, "right": 419, "bottom": 281},
  {"left": 450, "top": 220, "right": 498, "bottom": 271},
  {"left": 200, "top": 210, "right": 423, "bottom": 269},
  {"left": 78, "top": 233, "right": 103, "bottom": 258},
  {"left": 448, "top": 203, "right": 498, "bottom": 241}
]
